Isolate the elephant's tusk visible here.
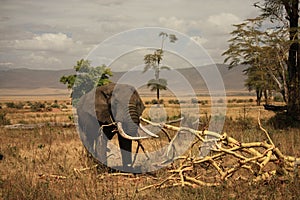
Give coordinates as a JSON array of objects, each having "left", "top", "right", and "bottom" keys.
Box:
[
  {"left": 117, "top": 122, "right": 150, "bottom": 140},
  {"left": 166, "top": 117, "right": 184, "bottom": 124},
  {"left": 139, "top": 123, "right": 159, "bottom": 138}
]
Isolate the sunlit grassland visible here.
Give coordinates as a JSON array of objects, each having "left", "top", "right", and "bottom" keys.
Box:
[{"left": 0, "top": 95, "right": 299, "bottom": 200}]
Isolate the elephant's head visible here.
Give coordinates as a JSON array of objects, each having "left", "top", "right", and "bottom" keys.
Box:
[{"left": 95, "top": 83, "right": 145, "bottom": 131}]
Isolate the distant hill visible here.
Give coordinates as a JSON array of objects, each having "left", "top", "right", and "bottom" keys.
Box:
[
  {"left": 0, "top": 68, "right": 73, "bottom": 89},
  {"left": 0, "top": 64, "right": 248, "bottom": 95}
]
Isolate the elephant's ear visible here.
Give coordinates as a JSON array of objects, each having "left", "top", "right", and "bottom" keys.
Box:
[
  {"left": 94, "top": 83, "right": 115, "bottom": 123},
  {"left": 77, "top": 88, "right": 97, "bottom": 118}
]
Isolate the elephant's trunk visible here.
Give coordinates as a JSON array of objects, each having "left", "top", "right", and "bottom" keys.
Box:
[
  {"left": 128, "top": 103, "right": 140, "bottom": 124},
  {"left": 117, "top": 103, "right": 140, "bottom": 169}
]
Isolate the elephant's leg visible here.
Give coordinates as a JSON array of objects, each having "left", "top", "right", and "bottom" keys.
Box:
[
  {"left": 78, "top": 114, "right": 100, "bottom": 157},
  {"left": 96, "top": 124, "right": 116, "bottom": 165},
  {"left": 117, "top": 134, "right": 132, "bottom": 169},
  {"left": 95, "top": 128, "right": 108, "bottom": 165}
]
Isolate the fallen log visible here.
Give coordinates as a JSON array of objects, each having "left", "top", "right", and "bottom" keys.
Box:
[
  {"left": 263, "top": 104, "right": 287, "bottom": 112},
  {"left": 4, "top": 122, "right": 75, "bottom": 129}
]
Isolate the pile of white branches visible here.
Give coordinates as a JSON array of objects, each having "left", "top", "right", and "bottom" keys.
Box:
[{"left": 138, "top": 117, "right": 300, "bottom": 191}]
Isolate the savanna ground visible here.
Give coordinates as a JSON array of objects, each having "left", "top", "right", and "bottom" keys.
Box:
[{"left": 0, "top": 92, "right": 300, "bottom": 200}]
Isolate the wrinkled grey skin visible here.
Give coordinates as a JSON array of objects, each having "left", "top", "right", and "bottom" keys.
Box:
[{"left": 76, "top": 83, "right": 145, "bottom": 170}]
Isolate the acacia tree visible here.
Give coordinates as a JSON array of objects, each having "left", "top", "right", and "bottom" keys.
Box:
[
  {"left": 223, "top": 18, "right": 279, "bottom": 104},
  {"left": 255, "top": 0, "right": 300, "bottom": 119},
  {"left": 60, "top": 59, "right": 112, "bottom": 101},
  {"left": 143, "top": 32, "right": 178, "bottom": 103}
]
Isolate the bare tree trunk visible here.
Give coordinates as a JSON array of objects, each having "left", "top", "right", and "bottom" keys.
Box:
[
  {"left": 284, "top": 0, "right": 300, "bottom": 120},
  {"left": 157, "top": 88, "right": 160, "bottom": 104},
  {"left": 264, "top": 90, "right": 269, "bottom": 105},
  {"left": 256, "top": 89, "right": 262, "bottom": 106}
]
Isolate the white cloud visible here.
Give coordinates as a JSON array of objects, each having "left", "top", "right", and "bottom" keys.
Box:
[
  {"left": 190, "top": 36, "right": 208, "bottom": 45},
  {"left": 0, "top": 62, "right": 13, "bottom": 66},
  {"left": 158, "top": 12, "right": 240, "bottom": 35},
  {"left": 14, "top": 33, "right": 79, "bottom": 52},
  {"left": 157, "top": 14, "right": 241, "bottom": 63},
  {"left": 158, "top": 16, "right": 206, "bottom": 35},
  {"left": 27, "top": 52, "right": 62, "bottom": 65},
  {"left": 158, "top": 16, "right": 190, "bottom": 32},
  {"left": 207, "top": 13, "right": 241, "bottom": 33},
  {"left": 10, "top": 32, "right": 92, "bottom": 69}
]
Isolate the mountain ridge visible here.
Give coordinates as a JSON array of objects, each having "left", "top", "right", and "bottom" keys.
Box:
[{"left": 0, "top": 64, "right": 248, "bottom": 94}]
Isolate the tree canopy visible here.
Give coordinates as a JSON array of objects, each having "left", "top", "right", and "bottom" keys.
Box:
[
  {"left": 255, "top": 0, "right": 300, "bottom": 119},
  {"left": 222, "top": 17, "right": 289, "bottom": 105},
  {"left": 60, "top": 59, "right": 113, "bottom": 101},
  {"left": 223, "top": 0, "right": 300, "bottom": 120}
]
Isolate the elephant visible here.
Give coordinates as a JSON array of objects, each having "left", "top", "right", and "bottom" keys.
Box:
[{"left": 76, "top": 82, "right": 152, "bottom": 171}]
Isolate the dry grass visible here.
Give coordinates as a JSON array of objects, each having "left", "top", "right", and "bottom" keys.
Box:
[{"left": 0, "top": 95, "right": 300, "bottom": 199}]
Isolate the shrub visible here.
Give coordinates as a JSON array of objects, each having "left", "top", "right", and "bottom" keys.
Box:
[
  {"left": 200, "top": 101, "right": 206, "bottom": 105},
  {"left": 51, "top": 103, "right": 60, "bottom": 109},
  {"left": 5, "top": 102, "right": 16, "bottom": 108},
  {"left": 61, "top": 104, "right": 68, "bottom": 109},
  {"left": 0, "top": 111, "right": 11, "bottom": 125},
  {"left": 273, "top": 94, "right": 284, "bottom": 102},
  {"left": 5, "top": 102, "right": 25, "bottom": 109},
  {"left": 30, "top": 102, "right": 46, "bottom": 112},
  {"left": 191, "top": 98, "right": 198, "bottom": 104},
  {"left": 169, "top": 99, "right": 180, "bottom": 104},
  {"left": 45, "top": 106, "right": 53, "bottom": 112},
  {"left": 151, "top": 99, "right": 158, "bottom": 104}
]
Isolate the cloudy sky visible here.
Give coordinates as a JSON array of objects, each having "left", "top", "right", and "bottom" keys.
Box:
[{"left": 0, "top": 0, "right": 260, "bottom": 70}]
